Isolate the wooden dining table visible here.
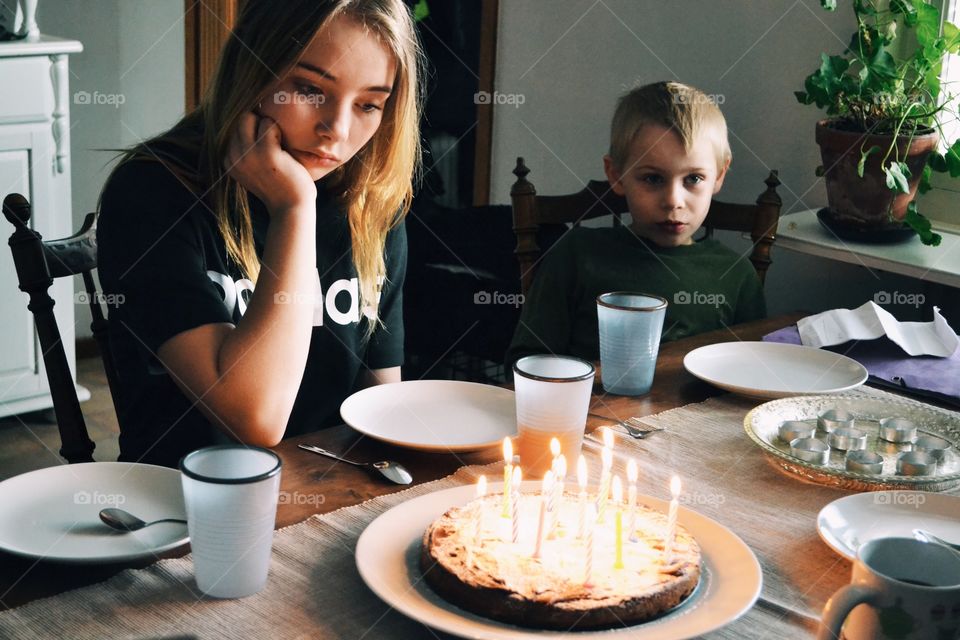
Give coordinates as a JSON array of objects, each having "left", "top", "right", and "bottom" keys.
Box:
[{"left": 0, "top": 311, "right": 826, "bottom": 616}]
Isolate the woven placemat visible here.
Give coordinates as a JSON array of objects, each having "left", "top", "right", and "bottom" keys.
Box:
[{"left": 6, "top": 387, "right": 947, "bottom": 639}]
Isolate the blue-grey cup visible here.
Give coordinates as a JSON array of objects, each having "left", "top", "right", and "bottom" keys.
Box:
[{"left": 596, "top": 292, "right": 668, "bottom": 396}]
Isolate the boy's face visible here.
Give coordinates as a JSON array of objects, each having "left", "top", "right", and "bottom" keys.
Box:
[{"left": 604, "top": 124, "right": 729, "bottom": 247}]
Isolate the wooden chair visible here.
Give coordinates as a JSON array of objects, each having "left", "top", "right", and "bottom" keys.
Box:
[
  {"left": 3, "top": 193, "right": 121, "bottom": 463},
  {"left": 510, "top": 157, "right": 782, "bottom": 296}
]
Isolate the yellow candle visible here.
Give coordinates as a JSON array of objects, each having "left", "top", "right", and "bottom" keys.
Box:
[
  {"left": 577, "top": 454, "right": 588, "bottom": 539},
  {"left": 612, "top": 476, "right": 624, "bottom": 569},
  {"left": 501, "top": 437, "right": 513, "bottom": 517}
]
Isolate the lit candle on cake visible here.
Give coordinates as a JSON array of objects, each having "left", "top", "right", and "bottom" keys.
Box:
[
  {"left": 584, "top": 503, "right": 596, "bottom": 587},
  {"left": 549, "top": 437, "right": 561, "bottom": 471},
  {"left": 533, "top": 471, "right": 552, "bottom": 558},
  {"left": 474, "top": 475, "right": 487, "bottom": 546},
  {"left": 663, "top": 475, "right": 681, "bottom": 563},
  {"left": 597, "top": 447, "right": 612, "bottom": 523},
  {"left": 577, "top": 455, "right": 588, "bottom": 539},
  {"left": 602, "top": 425, "right": 614, "bottom": 450},
  {"left": 612, "top": 476, "right": 624, "bottom": 569},
  {"left": 626, "top": 459, "right": 638, "bottom": 542},
  {"left": 501, "top": 437, "right": 513, "bottom": 517},
  {"left": 550, "top": 454, "right": 566, "bottom": 537},
  {"left": 469, "top": 475, "right": 487, "bottom": 566},
  {"left": 511, "top": 466, "right": 522, "bottom": 543}
]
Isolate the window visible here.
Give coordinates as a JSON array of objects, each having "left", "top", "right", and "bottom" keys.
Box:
[{"left": 929, "top": 0, "right": 960, "bottom": 231}]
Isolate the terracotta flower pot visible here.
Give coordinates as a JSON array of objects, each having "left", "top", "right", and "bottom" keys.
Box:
[{"left": 815, "top": 119, "right": 938, "bottom": 229}]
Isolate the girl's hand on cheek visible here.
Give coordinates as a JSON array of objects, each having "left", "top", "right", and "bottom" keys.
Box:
[{"left": 224, "top": 112, "right": 317, "bottom": 216}]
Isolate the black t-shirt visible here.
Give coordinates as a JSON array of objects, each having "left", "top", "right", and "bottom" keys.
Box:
[{"left": 97, "top": 158, "right": 406, "bottom": 468}]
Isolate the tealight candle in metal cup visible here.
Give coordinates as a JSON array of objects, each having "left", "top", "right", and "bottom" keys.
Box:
[
  {"left": 790, "top": 437, "right": 830, "bottom": 465},
  {"left": 845, "top": 450, "right": 883, "bottom": 474},
  {"left": 778, "top": 420, "right": 815, "bottom": 444},
  {"left": 897, "top": 451, "right": 937, "bottom": 476},
  {"left": 877, "top": 439, "right": 913, "bottom": 455},
  {"left": 817, "top": 409, "right": 854, "bottom": 434},
  {"left": 878, "top": 417, "right": 917, "bottom": 443},
  {"left": 914, "top": 435, "right": 951, "bottom": 461},
  {"left": 828, "top": 427, "right": 869, "bottom": 452}
]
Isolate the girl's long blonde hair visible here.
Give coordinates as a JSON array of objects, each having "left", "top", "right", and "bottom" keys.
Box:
[{"left": 104, "top": 0, "right": 423, "bottom": 328}]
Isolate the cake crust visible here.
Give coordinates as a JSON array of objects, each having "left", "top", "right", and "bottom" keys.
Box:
[{"left": 420, "top": 494, "right": 701, "bottom": 631}]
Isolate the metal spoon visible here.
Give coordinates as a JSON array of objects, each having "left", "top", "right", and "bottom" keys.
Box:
[
  {"left": 99, "top": 508, "right": 187, "bottom": 532},
  {"left": 913, "top": 528, "right": 960, "bottom": 552},
  {"left": 298, "top": 444, "right": 413, "bottom": 485}
]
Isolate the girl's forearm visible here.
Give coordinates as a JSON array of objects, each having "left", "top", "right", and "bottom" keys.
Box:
[{"left": 215, "top": 205, "right": 317, "bottom": 443}]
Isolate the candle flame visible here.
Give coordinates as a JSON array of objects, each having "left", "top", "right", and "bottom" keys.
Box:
[
  {"left": 513, "top": 466, "right": 522, "bottom": 486},
  {"left": 577, "top": 455, "right": 588, "bottom": 488},
  {"left": 627, "top": 458, "right": 638, "bottom": 483},
  {"left": 612, "top": 475, "right": 623, "bottom": 504},
  {"left": 503, "top": 437, "right": 513, "bottom": 463},
  {"left": 602, "top": 426, "right": 614, "bottom": 449},
  {"left": 670, "top": 475, "right": 682, "bottom": 498},
  {"left": 542, "top": 470, "right": 554, "bottom": 493},
  {"left": 550, "top": 437, "right": 561, "bottom": 457},
  {"left": 477, "top": 475, "right": 487, "bottom": 497},
  {"left": 601, "top": 447, "right": 612, "bottom": 469},
  {"left": 555, "top": 454, "right": 567, "bottom": 478}
]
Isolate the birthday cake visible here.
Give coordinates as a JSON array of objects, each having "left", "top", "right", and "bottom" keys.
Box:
[{"left": 420, "top": 492, "right": 701, "bottom": 630}]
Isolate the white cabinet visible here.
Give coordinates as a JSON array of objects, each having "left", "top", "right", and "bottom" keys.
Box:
[{"left": 0, "top": 35, "right": 86, "bottom": 418}]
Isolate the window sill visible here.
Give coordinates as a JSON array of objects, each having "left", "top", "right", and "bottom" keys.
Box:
[{"left": 777, "top": 210, "right": 960, "bottom": 288}]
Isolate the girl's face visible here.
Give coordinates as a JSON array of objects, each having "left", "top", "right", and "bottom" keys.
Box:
[{"left": 260, "top": 15, "right": 397, "bottom": 181}]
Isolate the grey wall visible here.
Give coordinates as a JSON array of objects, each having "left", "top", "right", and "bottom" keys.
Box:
[
  {"left": 40, "top": 0, "right": 185, "bottom": 339},
  {"left": 489, "top": 1, "right": 942, "bottom": 323},
  {"left": 29, "top": 1, "right": 951, "bottom": 342}
]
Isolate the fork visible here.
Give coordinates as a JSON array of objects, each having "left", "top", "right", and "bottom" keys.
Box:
[{"left": 588, "top": 412, "right": 663, "bottom": 439}]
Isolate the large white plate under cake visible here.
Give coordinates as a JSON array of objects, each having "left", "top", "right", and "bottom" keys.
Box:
[
  {"left": 683, "top": 342, "right": 868, "bottom": 399},
  {"left": 0, "top": 462, "right": 188, "bottom": 563},
  {"left": 356, "top": 484, "right": 761, "bottom": 640},
  {"left": 817, "top": 491, "right": 960, "bottom": 560},
  {"left": 341, "top": 381, "right": 516, "bottom": 452}
]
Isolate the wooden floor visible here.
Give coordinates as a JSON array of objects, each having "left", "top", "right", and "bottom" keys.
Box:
[{"left": 0, "top": 358, "right": 119, "bottom": 481}]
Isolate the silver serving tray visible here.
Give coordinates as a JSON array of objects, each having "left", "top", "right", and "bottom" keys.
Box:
[{"left": 744, "top": 395, "right": 960, "bottom": 491}]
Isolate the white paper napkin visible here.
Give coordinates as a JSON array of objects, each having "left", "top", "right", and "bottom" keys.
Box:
[{"left": 797, "top": 301, "right": 959, "bottom": 357}]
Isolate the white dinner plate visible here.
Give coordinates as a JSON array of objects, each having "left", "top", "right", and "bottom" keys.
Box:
[
  {"left": 817, "top": 491, "right": 960, "bottom": 560},
  {"left": 356, "top": 484, "right": 761, "bottom": 639},
  {"left": 340, "top": 380, "right": 517, "bottom": 452},
  {"left": 683, "top": 341, "right": 868, "bottom": 399},
  {"left": 0, "top": 462, "right": 188, "bottom": 563}
]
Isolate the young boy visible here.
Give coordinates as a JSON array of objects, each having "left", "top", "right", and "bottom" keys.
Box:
[{"left": 506, "top": 81, "right": 765, "bottom": 367}]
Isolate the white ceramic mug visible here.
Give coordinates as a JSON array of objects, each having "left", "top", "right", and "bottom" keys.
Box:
[{"left": 818, "top": 537, "right": 960, "bottom": 640}]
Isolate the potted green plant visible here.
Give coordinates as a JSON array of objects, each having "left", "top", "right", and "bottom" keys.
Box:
[{"left": 795, "top": 0, "right": 960, "bottom": 245}]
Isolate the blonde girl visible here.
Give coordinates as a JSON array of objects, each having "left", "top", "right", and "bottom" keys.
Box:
[{"left": 97, "top": 0, "right": 423, "bottom": 466}]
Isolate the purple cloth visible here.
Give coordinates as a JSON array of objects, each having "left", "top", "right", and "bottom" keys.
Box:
[{"left": 763, "top": 325, "right": 960, "bottom": 407}]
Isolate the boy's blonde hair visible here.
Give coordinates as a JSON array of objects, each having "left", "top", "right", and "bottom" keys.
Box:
[
  {"left": 103, "top": 0, "right": 423, "bottom": 332},
  {"left": 609, "top": 81, "right": 731, "bottom": 173}
]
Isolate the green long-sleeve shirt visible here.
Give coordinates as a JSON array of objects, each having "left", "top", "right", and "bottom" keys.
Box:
[{"left": 506, "top": 226, "right": 766, "bottom": 367}]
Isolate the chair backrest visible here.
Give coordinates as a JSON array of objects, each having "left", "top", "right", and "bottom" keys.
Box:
[
  {"left": 3, "top": 193, "right": 121, "bottom": 464},
  {"left": 509, "top": 157, "right": 782, "bottom": 296}
]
